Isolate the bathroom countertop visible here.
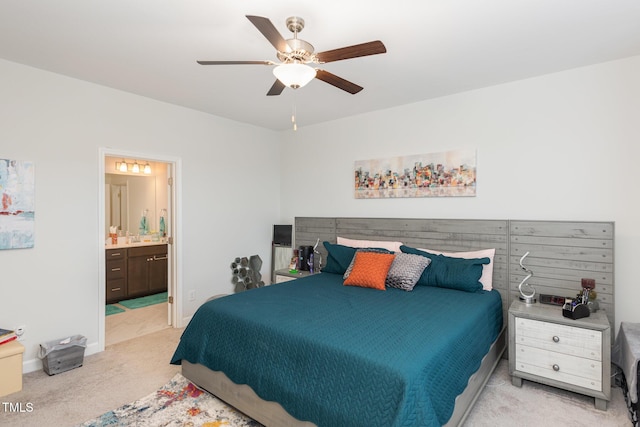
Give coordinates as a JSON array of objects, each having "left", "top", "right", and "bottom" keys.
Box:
[{"left": 105, "top": 241, "right": 167, "bottom": 249}]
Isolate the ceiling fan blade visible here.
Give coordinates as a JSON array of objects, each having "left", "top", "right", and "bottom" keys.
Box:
[
  {"left": 315, "top": 70, "right": 363, "bottom": 94},
  {"left": 267, "top": 79, "right": 286, "bottom": 96},
  {"left": 246, "top": 15, "right": 289, "bottom": 53},
  {"left": 316, "top": 40, "right": 387, "bottom": 63},
  {"left": 197, "top": 60, "right": 275, "bottom": 65}
]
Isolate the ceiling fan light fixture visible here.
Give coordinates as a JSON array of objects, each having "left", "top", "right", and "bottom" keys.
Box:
[{"left": 273, "top": 63, "right": 316, "bottom": 89}]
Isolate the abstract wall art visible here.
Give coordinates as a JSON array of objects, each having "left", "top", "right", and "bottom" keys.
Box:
[
  {"left": 0, "top": 158, "right": 35, "bottom": 249},
  {"left": 354, "top": 149, "right": 477, "bottom": 199}
]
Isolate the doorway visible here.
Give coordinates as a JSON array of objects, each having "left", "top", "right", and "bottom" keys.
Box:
[{"left": 98, "top": 148, "right": 181, "bottom": 351}]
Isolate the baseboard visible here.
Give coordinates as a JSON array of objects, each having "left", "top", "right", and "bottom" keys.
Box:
[
  {"left": 22, "top": 357, "right": 41, "bottom": 374},
  {"left": 179, "top": 315, "right": 193, "bottom": 328}
]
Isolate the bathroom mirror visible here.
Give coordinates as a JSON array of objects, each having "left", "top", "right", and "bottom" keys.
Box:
[{"left": 105, "top": 174, "right": 157, "bottom": 237}]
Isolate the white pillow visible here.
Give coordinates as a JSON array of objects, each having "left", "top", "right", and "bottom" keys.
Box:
[
  {"left": 337, "top": 236, "right": 403, "bottom": 252},
  {"left": 417, "top": 247, "right": 496, "bottom": 291}
]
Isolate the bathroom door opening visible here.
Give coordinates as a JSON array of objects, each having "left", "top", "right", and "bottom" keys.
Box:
[{"left": 99, "top": 149, "right": 181, "bottom": 349}]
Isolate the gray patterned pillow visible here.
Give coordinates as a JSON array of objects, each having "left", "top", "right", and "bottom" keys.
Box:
[{"left": 385, "top": 253, "right": 432, "bottom": 291}]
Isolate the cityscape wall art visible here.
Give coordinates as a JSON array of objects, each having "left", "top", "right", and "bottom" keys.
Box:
[
  {"left": 0, "top": 158, "right": 35, "bottom": 249},
  {"left": 354, "top": 149, "right": 476, "bottom": 199}
]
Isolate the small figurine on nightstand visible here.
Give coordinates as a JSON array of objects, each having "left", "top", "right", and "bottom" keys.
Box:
[
  {"left": 313, "top": 238, "right": 322, "bottom": 272},
  {"left": 579, "top": 278, "right": 600, "bottom": 313},
  {"left": 289, "top": 250, "right": 299, "bottom": 274},
  {"left": 587, "top": 292, "right": 600, "bottom": 313},
  {"left": 518, "top": 252, "right": 536, "bottom": 304}
]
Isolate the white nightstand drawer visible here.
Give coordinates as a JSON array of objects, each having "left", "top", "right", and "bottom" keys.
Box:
[
  {"left": 515, "top": 344, "right": 602, "bottom": 390},
  {"left": 515, "top": 317, "right": 602, "bottom": 360}
]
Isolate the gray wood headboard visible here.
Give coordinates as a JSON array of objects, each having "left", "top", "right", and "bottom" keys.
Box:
[{"left": 294, "top": 217, "right": 614, "bottom": 330}]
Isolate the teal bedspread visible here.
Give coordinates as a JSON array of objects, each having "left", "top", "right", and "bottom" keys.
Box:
[{"left": 171, "top": 273, "right": 502, "bottom": 427}]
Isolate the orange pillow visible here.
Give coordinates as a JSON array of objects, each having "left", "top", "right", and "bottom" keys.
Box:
[{"left": 343, "top": 252, "right": 396, "bottom": 290}]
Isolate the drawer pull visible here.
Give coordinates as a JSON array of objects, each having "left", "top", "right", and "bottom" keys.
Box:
[
  {"left": 553, "top": 364, "right": 560, "bottom": 372},
  {"left": 154, "top": 255, "right": 168, "bottom": 261},
  {"left": 111, "top": 287, "right": 121, "bottom": 291},
  {"left": 552, "top": 336, "right": 560, "bottom": 343},
  {"left": 111, "top": 252, "right": 122, "bottom": 257},
  {"left": 111, "top": 267, "right": 121, "bottom": 272}
]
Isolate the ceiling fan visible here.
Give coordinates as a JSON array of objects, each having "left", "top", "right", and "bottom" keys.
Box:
[{"left": 197, "top": 15, "right": 387, "bottom": 96}]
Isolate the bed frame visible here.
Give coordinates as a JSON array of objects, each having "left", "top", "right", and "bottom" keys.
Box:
[
  {"left": 183, "top": 217, "right": 614, "bottom": 426},
  {"left": 182, "top": 328, "right": 505, "bottom": 427}
]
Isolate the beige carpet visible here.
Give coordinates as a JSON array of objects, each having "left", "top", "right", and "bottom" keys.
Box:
[
  {"left": 0, "top": 327, "right": 182, "bottom": 427},
  {"left": 0, "top": 326, "right": 632, "bottom": 426},
  {"left": 464, "top": 359, "right": 630, "bottom": 426}
]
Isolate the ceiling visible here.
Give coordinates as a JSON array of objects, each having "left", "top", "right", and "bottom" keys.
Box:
[{"left": 2, "top": 1, "right": 640, "bottom": 131}]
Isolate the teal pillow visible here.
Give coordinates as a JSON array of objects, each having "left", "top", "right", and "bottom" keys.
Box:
[
  {"left": 322, "top": 242, "right": 358, "bottom": 275},
  {"left": 400, "top": 245, "right": 489, "bottom": 292}
]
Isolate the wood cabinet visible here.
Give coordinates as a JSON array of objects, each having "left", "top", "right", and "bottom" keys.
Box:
[
  {"left": 105, "top": 244, "right": 167, "bottom": 303},
  {"left": 127, "top": 244, "right": 168, "bottom": 298},
  {"left": 106, "top": 248, "right": 127, "bottom": 303},
  {"left": 508, "top": 300, "right": 610, "bottom": 410}
]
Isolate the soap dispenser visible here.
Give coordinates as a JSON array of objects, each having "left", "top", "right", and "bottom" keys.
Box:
[
  {"left": 159, "top": 208, "right": 167, "bottom": 237},
  {"left": 139, "top": 209, "right": 149, "bottom": 235}
]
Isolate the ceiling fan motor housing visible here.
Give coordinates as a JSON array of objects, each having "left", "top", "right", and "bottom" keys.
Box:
[
  {"left": 285, "top": 16, "right": 304, "bottom": 34},
  {"left": 277, "top": 17, "right": 315, "bottom": 64},
  {"left": 277, "top": 38, "right": 315, "bottom": 63}
]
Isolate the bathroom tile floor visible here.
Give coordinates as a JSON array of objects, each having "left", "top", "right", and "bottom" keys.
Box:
[{"left": 106, "top": 302, "right": 170, "bottom": 346}]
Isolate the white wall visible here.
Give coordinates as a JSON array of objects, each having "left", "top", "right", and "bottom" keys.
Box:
[
  {"left": 280, "top": 55, "right": 640, "bottom": 333},
  {"left": 2, "top": 54, "right": 637, "bottom": 372},
  {"left": 0, "top": 59, "right": 281, "bottom": 370}
]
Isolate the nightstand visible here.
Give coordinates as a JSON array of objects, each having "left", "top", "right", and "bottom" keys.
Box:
[
  {"left": 508, "top": 300, "right": 611, "bottom": 410},
  {"left": 274, "top": 269, "right": 314, "bottom": 284}
]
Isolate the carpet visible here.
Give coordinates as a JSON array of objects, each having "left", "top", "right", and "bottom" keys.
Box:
[
  {"left": 106, "top": 304, "right": 125, "bottom": 316},
  {"left": 77, "top": 373, "right": 262, "bottom": 427},
  {"left": 118, "top": 292, "right": 167, "bottom": 310}
]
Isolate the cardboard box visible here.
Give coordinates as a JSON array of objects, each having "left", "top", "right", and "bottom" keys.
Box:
[{"left": 0, "top": 341, "right": 25, "bottom": 397}]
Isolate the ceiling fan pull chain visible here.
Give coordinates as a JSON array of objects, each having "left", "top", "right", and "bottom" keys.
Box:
[{"left": 291, "top": 102, "right": 297, "bottom": 131}]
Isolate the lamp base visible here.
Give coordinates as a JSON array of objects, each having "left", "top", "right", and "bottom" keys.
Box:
[{"left": 519, "top": 296, "right": 537, "bottom": 305}]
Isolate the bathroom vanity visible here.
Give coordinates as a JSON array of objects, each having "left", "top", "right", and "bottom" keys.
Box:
[{"left": 105, "top": 242, "right": 168, "bottom": 303}]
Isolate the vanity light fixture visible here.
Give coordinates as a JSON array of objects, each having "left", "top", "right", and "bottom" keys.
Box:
[
  {"left": 117, "top": 160, "right": 128, "bottom": 172},
  {"left": 114, "top": 159, "right": 151, "bottom": 174}
]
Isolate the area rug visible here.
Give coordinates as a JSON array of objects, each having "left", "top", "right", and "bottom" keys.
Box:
[
  {"left": 118, "top": 292, "right": 167, "bottom": 310},
  {"left": 105, "top": 304, "right": 125, "bottom": 316},
  {"left": 77, "top": 373, "right": 262, "bottom": 426}
]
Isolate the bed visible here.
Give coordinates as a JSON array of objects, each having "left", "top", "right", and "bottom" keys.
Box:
[
  {"left": 171, "top": 217, "right": 615, "bottom": 427},
  {"left": 172, "top": 272, "right": 503, "bottom": 426}
]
